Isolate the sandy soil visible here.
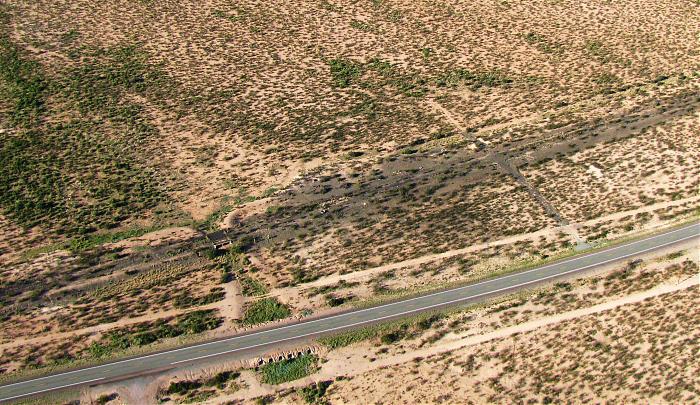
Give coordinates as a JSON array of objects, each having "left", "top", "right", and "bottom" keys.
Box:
[{"left": 210, "top": 276, "right": 699, "bottom": 403}]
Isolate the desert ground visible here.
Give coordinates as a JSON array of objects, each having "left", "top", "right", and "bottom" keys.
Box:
[
  {"left": 0, "top": 0, "right": 698, "bottom": 402},
  {"left": 72, "top": 241, "right": 699, "bottom": 405}
]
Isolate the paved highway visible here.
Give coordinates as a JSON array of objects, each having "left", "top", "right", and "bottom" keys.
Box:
[{"left": 1, "top": 222, "right": 698, "bottom": 402}]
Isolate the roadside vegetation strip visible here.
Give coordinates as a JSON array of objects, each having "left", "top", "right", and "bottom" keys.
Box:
[
  {"left": 317, "top": 289, "right": 538, "bottom": 350},
  {"left": 349, "top": 217, "right": 700, "bottom": 311},
  {"left": 260, "top": 354, "right": 319, "bottom": 385},
  {"left": 87, "top": 310, "right": 223, "bottom": 359},
  {"left": 317, "top": 311, "right": 446, "bottom": 350},
  {"left": 242, "top": 298, "right": 291, "bottom": 325},
  {"left": 1, "top": 221, "right": 695, "bottom": 387},
  {"left": 0, "top": 318, "right": 229, "bottom": 387}
]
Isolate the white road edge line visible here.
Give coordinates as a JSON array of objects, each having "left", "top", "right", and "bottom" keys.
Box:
[
  {"left": 0, "top": 378, "right": 104, "bottom": 402},
  {"left": 1, "top": 223, "right": 697, "bottom": 398},
  {"left": 168, "top": 231, "right": 700, "bottom": 365}
]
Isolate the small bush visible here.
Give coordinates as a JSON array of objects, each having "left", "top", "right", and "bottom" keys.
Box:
[
  {"left": 240, "top": 276, "right": 268, "bottom": 296},
  {"left": 324, "top": 293, "right": 353, "bottom": 307},
  {"left": 380, "top": 329, "right": 406, "bottom": 345},
  {"left": 95, "top": 393, "right": 118, "bottom": 405},
  {"left": 329, "top": 58, "right": 361, "bottom": 87},
  {"left": 416, "top": 314, "right": 442, "bottom": 330}
]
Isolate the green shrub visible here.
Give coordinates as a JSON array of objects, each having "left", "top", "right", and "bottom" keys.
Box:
[
  {"left": 177, "top": 310, "right": 224, "bottom": 334},
  {"left": 292, "top": 268, "right": 320, "bottom": 284},
  {"left": 88, "top": 310, "right": 222, "bottom": 358},
  {"left": 167, "top": 380, "right": 202, "bottom": 395},
  {"left": 260, "top": 354, "right": 318, "bottom": 384},
  {"left": 299, "top": 380, "right": 332, "bottom": 404},
  {"left": 324, "top": 294, "right": 353, "bottom": 307},
  {"left": 416, "top": 314, "right": 442, "bottom": 330},
  {"left": 95, "top": 393, "right": 118, "bottom": 405},
  {"left": 204, "top": 370, "right": 240, "bottom": 388},
  {"left": 380, "top": 329, "right": 405, "bottom": 345}
]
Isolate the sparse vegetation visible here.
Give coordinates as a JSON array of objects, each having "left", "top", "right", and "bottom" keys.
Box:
[
  {"left": 0, "top": 0, "right": 697, "bottom": 395},
  {"left": 86, "top": 310, "right": 223, "bottom": 358}
]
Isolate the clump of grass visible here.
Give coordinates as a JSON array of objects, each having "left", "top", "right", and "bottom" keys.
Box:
[
  {"left": 204, "top": 370, "right": 240, "bottom": 389},
  {"left": 324, "top": 293, "right": 354, "bottom": 307},
  {"left": 243, "top": 298, "right": 291, "bottom": 325},
  {"left": 260, "top": 354, "right": 318, "bottom": 384},
  {"left": 523, "top": 32, "right": 562, "bottom": 54},
  {"left": 167, "top": 380, "right": 202, "bottom": 395},
  {"left": 594, "top": 72, "right": 621, "bottom": 85},
  {"left": 157, "top": 370, "right": 240, "bottom": 403},
  {"left": 585, "top": 39, "right": 607, "bottom": 59},
  {"left": 380, "top": 329, "right": 406, "bottom": 344},
  {"left": 329, "top": 58, "right": 361, "bottom": 87},
  {"left": 350, "top": 20, "right": 373, "bottom": 32},
  {"left": 240, "top": 276, "right": 268, "bottom": 296}
]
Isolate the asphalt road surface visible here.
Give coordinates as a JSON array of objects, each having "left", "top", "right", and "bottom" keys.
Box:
[{"left": 1, "top": 222, "right": 698, "bottom": 402}]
